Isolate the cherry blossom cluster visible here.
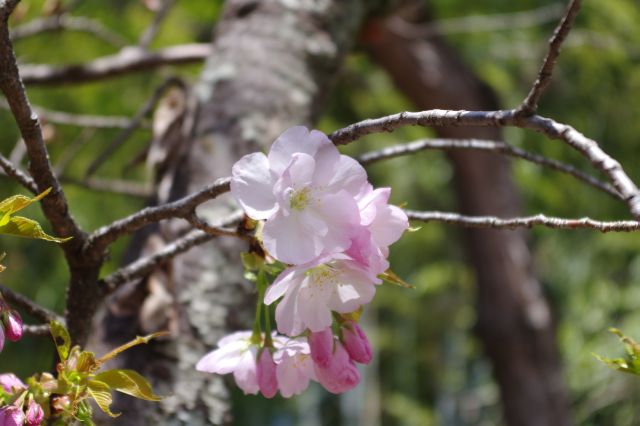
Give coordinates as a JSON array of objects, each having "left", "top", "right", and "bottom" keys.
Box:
[
  {"left": 0, "top": 374, "right": 44, "bottom": 426},
  {"left": 197, "top": 126, "right": 408, "bottom": 397},
  {"left": 0, "top": 297, "right": 22, "bottom": 353}
]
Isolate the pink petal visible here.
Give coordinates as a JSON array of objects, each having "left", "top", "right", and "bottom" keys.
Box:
[
  {"left": 371, "top": 204, "right": 409, "bottom": 247},
  {"left": 264, "top": 268, "right": 296, "bottom": 305},
  {"left": 233, "top": 348, "right": 259, "bottom": 395},
  {"left": 230, "top": 153, "right": 277, "bottom": 219}
]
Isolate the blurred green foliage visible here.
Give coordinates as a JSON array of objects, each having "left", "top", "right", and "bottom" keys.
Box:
[{"left": 1, "top": 0, "right": 640, "bottom": 425}]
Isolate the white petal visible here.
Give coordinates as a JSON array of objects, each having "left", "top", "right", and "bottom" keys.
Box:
[
  {"left": 268, "top": 127, "right": 335, "bottom": 175},
  {"left": 275, "top": 284, "right": 304, "bottom": 336},
  {"left": 320, "top": 155, "right": 368, "bottom": 197},
  {"left": 371, "top": 204, "right": 409, "bottom": 247},
  {"left": 230, "top": 153, "right": 277, "bottom": 219},
  {"left": 264, "top": 268, "right": 296, "bottom": 305},
  {"left": 298, "top": 285, "right": 333, "bottom": 333},
  {"left": 263, "top": 211, "right": 320, "bottom": 265},
  {"left": 233, "top": 348, "right": 259, "bottom": 394},
  {"left": 196, "top": 341, "right": 244, "bottom": 374}
]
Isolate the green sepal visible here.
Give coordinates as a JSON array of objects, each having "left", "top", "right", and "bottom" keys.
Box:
[
  {"left": 594, "top": 328, "right": 640, "bottom": 376},
  {"left": 378, "top": 269, "right": 414, "bottom": 289},
  {"left": 93, "top": 369, "right": 162, "bottom": 402}
]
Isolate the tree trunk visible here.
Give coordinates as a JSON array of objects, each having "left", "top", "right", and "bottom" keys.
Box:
[
  {"left": 92, "top": 1, "right": 369, "bottom": 424},
  {"left": 364, "top": 8, "right": 572, "bottom": 426}
]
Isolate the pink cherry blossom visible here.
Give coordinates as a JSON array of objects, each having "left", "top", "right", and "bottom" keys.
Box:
[
  {"left": 273, "top": 337, "right": 316, "bottom": 398},
  {"left": 0, "top": 405, "right": 25, "bottom": 426},
  {"left": 195, "top": 331, "right": 260, "bottom": 395},
  {"left": 264, "top": 255, "right": 376, "bottom": 336},
  {"left": 230, "top": 126, "right": 368, "bottom": 264},
  {"left": 357, "top": 187, "right": 408, "bottom": 249},
  {"left": 314, "top": 341, "right": 360, "bottom": 394},
  {"left": 256, "top": 350, "right": 278, "bottom": 399},
  {"left": 308, "top": 327, "right": 334, "bottom": 368},
  {"left": 341, "top": 322, "right": 372, "bottom": 364},
  {"left": 0, "top": 373, "right": 25, "bottom": 393}
]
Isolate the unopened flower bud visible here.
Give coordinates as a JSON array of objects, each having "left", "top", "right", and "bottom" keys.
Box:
[
  {"left": 314, "top": 342, "right": 360, "bottom": 394},
  {"left": 26, "top": 400, "right": 44, "bottom": 426},
  {"left": 256, "top": 350, "right": 278, "bottom": 399},
  {"left": 341, "top": 322, "right": 372, "bottom": 364},
  {"left": 51, "top": 395, "right": 71, "bottom": 414},
  {"left": 308, "top": 327, "right": 333, "bottom": 368},
  {"left": 3, "top": 311, "right": 22, "bottom": 342}
]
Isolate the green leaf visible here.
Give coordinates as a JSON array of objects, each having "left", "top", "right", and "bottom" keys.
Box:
[
  {"left": 379, "top": 269, "right": 415, "bottom": 289},
  {"left": 96, "top": 332, "right": 168, "bottom": 364},
  {"left": 76, "top": 351, "right": 98, "bottom": 373},
  {"left": 241, "top": 251, "right": 264, "bottom": 271},
  {"left": 93, "top": 369, "right": 162, "bottom": 401},
  {"left": 0, "top": 215, "right": 71, "bottom": 243},
  {"left": 0, "top": 188, "right": 51, "bottom": 215},
  {"left": 87, "top": 380, "right": 119, "bottom": 418},
  {"left": 50, "top": 320, "right": 71, "bottom": 361},
  {"left": 594, "top": 328, "right": 640, "bottom": 376}
]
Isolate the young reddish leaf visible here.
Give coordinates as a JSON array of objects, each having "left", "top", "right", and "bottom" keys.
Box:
[
  {"left": 50, "top": 320, "right": 71, "bottom": 362},
  {"left": 76, "top": 351, "right": 98, "bottom": 373},
  {"left": 87, "top": 380, "right": 120, "bottom": 418},
  {"left": 93, "top": 369, "right": 162, "bottom": 401}
]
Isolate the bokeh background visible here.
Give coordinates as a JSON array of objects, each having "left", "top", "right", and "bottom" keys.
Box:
[{"left": 1, "top": 0, "right": 640, "bottom": 424}]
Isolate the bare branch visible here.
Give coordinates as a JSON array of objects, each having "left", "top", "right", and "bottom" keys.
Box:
[
  {"left": 0, "top": 152, "right": 37, "bottom": 193},
  {"left": 99, "top": 210, "right": 244, "bottom": 293},
  {"left": 85, "top": 77, "right": 184, "bottom": 177},
  {"left": 11, "top": 14, "right": 128, "bottom": 48},
  {"left": 186, "top": 212, "right": 253, "bottom": 242},
  {"left": 406, "top": 210, "right": 640, "bottom": 233},
  {"left": 329, "top": 109, "right": 640, "bottom": 219},
  {"left": 0, "top": 284, "right": 64, "bottom": 323},
  {"left": 0, "top": 1, "right": 85, "bottom": 244},
  {"left": 388, "top": 3, "right": 564, "bottom": 38},
  {"left": 60, "top": 176, "right": 152, "bottom": 198},
  {"left": 517, "top": 0, "right": 582, "bottom": 115},
  {"left": 85, "top": 177, "right": 231, "bottom": 254},
  {"left": 138, "top": 0, "right": 175, "bottom": 49},
  {"left": 23, "top": 324, "right": 53, "bottom": 336},
  {"left": 20, "top": 43, "right": 210, "bottom": 86},
  {"left": 0, "top": 99, "right": 135, "bottom": 128},
  {"left": 357, "top": 138, "right": 620, "bottom": 200}
]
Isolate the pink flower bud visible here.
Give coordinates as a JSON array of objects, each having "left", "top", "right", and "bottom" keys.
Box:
[
  {"left": 0, "top": 374, "right": 26, "bottom": 393},
  {"left": 0, "top": 405, "right": 26, "bottom": 426},
  {"left": 0, "top": 326, "right": 4, "bottom": 353},
  {"left": 308, "top": 327, "right": 333, "bottom": 368},
  {"left": 256, "top": 350, "right": 278, "bottom": 399},
  {"left": 3, "top": 311, "right": 22, "bottom": 342},
  {"left": 314, "top": 342, "right": 360, "bottom": 394},
  {"left": 342, "top": 322, "right": 372, "bottom": 364},
  {"left": 25, "top": 400, "right": 44, "bottom": 426}
]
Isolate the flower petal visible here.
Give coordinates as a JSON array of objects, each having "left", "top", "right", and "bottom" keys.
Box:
[
  {"left": 268, "top": 126, "right": 337, "bottom": 176},
  {"left": 230, "top": 153, "right": 277, "bottom": 219},
  {"left": 263, "top": 211, "right": 320, "bottom": 265}
]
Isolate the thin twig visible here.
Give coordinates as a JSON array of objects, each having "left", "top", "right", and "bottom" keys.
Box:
[
  {"left": 60, "top": 176, "right": 153, "bottom": 198},
  {"left": 186, "top": 212, "right": 253, "bottom": 242},
  {"left": 11, "top": 14, "right": 128, "bottom": 48},
  {"left": 0, "top": 98, "right": 135, "bottom": 129},
  {"left": 0, "top": 1, "right": 85, "bottom": 243},
  {"left": 85, "top": 177, "right": 231, "bottom": 254},
  {"left": 406, "top": 210, "right": 640, "bottom": 233},
  {"left": 357, "top": 138, "right": 620, "bottom": 200},
  {"left": 329, "top": 109, "right": 640, "bottom": 219},
  {"left": 0, "top": 284, "right": 63, "bottom": 323},
  {"left": 85, "top": 77, "right": 184, "bottom": 177},
  {"left": 99, "top": 210, "right": 244, "bottom": 292},
  {"left": 20, "top": 43, "right": 210, "bottom": 85},
  {"left": 138, "top": 0, "right": 175, "bottom": 49},
  {"left": 0, "top": 153, "right": 37, "bottom": 193},
  {"left": 388, "top": 3, "right": 564, "bottom": 38},
  {"left": 53, "top": 127, "right": 95, "bottom": 176},
  {"left": 23, "top": 323, "right": 54, "bottom": 336},
  {"left": 517, "top": 0, "right": 582, "bottom": 115}
]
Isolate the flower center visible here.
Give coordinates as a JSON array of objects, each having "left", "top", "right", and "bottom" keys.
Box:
[
  {"left": 289, "top": 187, "right": 312, "bottom": 211},
  {"left": 306, "top": 264, "right": 339, "bottom": 290}
]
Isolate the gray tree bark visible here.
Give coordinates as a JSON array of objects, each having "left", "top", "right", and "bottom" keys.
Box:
[
  {"left": 92, "top": 1, "right": 370, "bottom": 424},
  {"left": 364, "top": 7, "right": 572, "bottom": 426}
]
